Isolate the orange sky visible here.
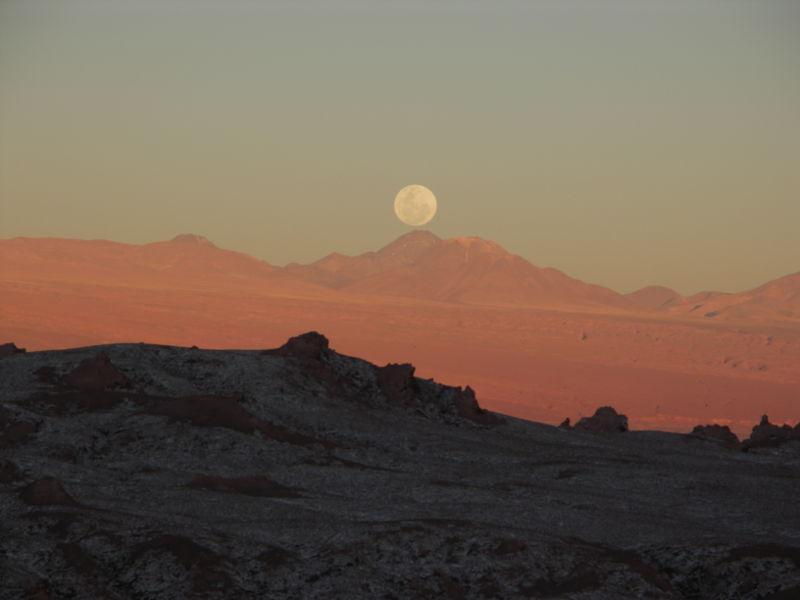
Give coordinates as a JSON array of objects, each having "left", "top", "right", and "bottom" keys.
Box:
[{"left": 1, "top": 0, "right": 798, "bottom": 294}]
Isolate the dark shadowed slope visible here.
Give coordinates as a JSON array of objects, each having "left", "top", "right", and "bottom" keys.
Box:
[{"left": 1, "top": 333, "right": 799, "bottom": 599}]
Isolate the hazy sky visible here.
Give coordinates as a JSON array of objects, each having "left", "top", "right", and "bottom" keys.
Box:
[{"left": 1, "top": 0, "right": 798, "bottom": 294}]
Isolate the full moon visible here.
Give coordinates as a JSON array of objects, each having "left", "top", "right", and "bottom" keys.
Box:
[{"left": 394, "top": 184, "right": 437, "bottom": 226}]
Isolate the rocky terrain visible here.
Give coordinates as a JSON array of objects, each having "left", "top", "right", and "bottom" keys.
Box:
[{"left": 1, "top": 333, "right": 799, "bottom": 599}]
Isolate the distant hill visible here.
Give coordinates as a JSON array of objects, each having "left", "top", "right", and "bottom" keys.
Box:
[
  {"left": 667, "top": 272, "right": 800, "bottom": 323},
  {"left": 0, "top": 234, "right": 323, "bottom": 296},
  {"left": 625, "top": 285, "right": 683, "bottom": 309}
]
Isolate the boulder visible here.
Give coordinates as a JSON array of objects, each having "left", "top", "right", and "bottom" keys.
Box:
[{"left": 573, "top": 406, "right": 628, "bottom": 433}]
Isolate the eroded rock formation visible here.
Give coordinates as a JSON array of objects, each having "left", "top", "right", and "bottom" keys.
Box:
[
  {"left": 689, "top": 424, "right": 740, "bottom": 448},
  {"left": 570, "top": 406, "right": 629, "bottom": 433},
  {"left": 742, "top": 414, "right": 800, "bottom": 451},
  {"left": 0, "top": 342, "right": 25, "bottom": 358}
]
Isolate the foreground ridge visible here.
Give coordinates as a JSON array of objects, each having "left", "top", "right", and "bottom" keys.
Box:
[{"left": 0, "top": 333, "right": 799, "bottom": 599}]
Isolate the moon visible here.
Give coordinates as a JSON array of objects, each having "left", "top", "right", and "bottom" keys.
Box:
[{"left": 394, "top": 184, "right": 437, "bottom": 226}]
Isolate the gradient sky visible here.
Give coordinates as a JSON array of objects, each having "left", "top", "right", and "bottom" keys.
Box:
[{"left": 1, "top": 0, "right": 798, "bottom": 294}]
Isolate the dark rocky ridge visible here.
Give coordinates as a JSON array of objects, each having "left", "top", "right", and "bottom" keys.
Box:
[{"left": 0, "top": 334, "right": 799, "bottom": 599}]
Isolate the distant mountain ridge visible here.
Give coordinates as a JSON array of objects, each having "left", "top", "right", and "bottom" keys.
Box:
[
  {"left": 1, "top": 232, "right": 797, "bottom": 319},
  {"left": 0, "top": 234, "right": 275, "bottom": 286},
  {"left": 0, "top": 234, "right": 330, "bottom": 298},
  {"left": 665, "top": 271, "right": 800, "bottom": 322}
]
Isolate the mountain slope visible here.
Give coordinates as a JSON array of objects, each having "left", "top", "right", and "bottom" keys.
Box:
[
  {"left": 289, "top": 232, "right": 631, "bottom": 309},
  {"left": 668, "top": 272, "right": 800, "bottom": 322},
  {"left": 626, "top": 285, "right": 683, "bottom": 309},
  {"left": 0, "top": 234, "right": 325, "bottom": 296},
  {"left": 283, "top": 230, "right": 442, "bottom": 288}
]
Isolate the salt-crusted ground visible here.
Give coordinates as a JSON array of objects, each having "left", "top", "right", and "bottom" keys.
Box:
[{"left": 1, "top": 333, "right": 799, "bottom": 599}]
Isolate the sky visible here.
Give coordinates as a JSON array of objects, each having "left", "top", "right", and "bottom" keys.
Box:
[{"left": 1, "top": 0, "right": 798, "bottom": 294}]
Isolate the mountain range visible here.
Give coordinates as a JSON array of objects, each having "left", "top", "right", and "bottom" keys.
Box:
[{"left": 2, "top": 231, "right": 797, "bottom": 320}]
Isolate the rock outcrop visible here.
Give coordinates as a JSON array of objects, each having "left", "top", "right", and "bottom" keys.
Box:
[
  {"left": 376, "top": 363, "right": 418, "bottom": 405},
  {"left": 742, "top": 415, "right": 799, "bottom": 451},
  {"left": 268, "top": 331, "right": 331, "bottom": 360},
  {"left": 0, "top": 342, "right": 25, "bottom": 358},
  {"left": 570, "top": 406, "right": 629, "bottom": 433},
  {"left": 450, "top": 385, "right": 502, "bottom": 426},
  {"left": 374, "top": 362, "right": 500, "bottom": 425},
  {"left": 688, "top": 424, "right": 740, "bottom": 448}
]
